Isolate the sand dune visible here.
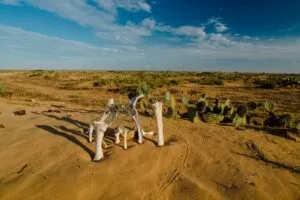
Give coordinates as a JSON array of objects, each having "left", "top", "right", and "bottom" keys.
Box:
[{"left": 1, "top": 99, "right": 300, "bottom": 200}]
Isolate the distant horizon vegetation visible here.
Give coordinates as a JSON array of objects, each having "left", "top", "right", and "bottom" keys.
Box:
[{"left": 0, "top": 69, "right": 299, "bottom": 74}]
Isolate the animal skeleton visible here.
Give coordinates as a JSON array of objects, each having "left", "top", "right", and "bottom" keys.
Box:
[
  {"left": 89, "top": 94, "right": 164, "bottom": 161},
  {"left": 114, "top": 126, "right": 135, "bottom": 150}
]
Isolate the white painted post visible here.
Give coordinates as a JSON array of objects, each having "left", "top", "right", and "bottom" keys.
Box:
[{"left": 153, "top": 102, "right": 164, "bottom": 146}]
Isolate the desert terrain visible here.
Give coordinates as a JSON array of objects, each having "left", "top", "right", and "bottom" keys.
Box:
[{"left": 0, "top": 71, "right": 300, "bottom": 200}]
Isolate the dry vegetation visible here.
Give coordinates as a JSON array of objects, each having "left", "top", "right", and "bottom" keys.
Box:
[
  {"left": 1, "top": 70, "right": 299, "bottom": 115},
  {"left": 0, "top": 70, "right": 300, "bottom": 200}
]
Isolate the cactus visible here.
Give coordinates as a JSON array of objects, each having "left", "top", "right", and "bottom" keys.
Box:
[
  {"left": 295, "top": 121, "right": 300, "bottom": 134},
  {"left": 247, "top": 101, "right": 257, "bottom": 111},
  {"left": 199, "top": 94, "right": 208, "bottom": 102},
  {"left": 277, "top": 114, "right": 292, "bottom": 128},
  {"left": 224, "top": 99, "right": 230, "bottom": 107},
  {"left": 164, "top": 107, "right": 174, "bottom": 119},
  {"left": 196, "top": 101, "right": 206, "bottom": 114},
  {"left": 233, "top": 114, "right": 247, "bottom": 128},
  {"left": 201, "top": 113, "right": 224, "bottom": 123},
  {"left": 136, "top": 83, "right": 151, "bottom": 116},
  {"left": 233, "top": 104, "right": 248, "bottom": 128},
  {"left": 212, "top": 99, "right": 222, "bottom": 114},
  {"left": 164, "top": 91, "right": 177, "bottom": 119},
  {"left": 138, "top": 83, "right": 150, "bottom": 97},
  {"left": 263, "top": 112, "right": 277, "bottom": 127},
  {"left": 196, "top": 94, "right": 209, "bottom": 114},
  {"left": 264, "top": 113, "right": 293, "bottom": 128},
  {"left": 264, "top": 101, "right": 275, "bottom": 112},
  {"left": 222, "top": 100, "right": 232, "bottom": 116},
  {"left": 182, "top": 96, "right": 189, "bottom": 106},
  {"left": 236, "top": 104, "right": 248, "bottom": 117},
  {"left": 181, "top": 96, "right": 196, "bottom": 119},
  {"left": 165, "top": 91, "right": 172, "bottom": 101},
  {"left": 193, "top": 112, "right": 200, "bottom": 124}
]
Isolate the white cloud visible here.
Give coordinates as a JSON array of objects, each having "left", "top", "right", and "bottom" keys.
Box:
[
  {"left": 173, "top": 26, "right": 207, "bottom": 38},
  {"left": 1, "top": 25, "right": 300, "bottom": 72},
  {"left": 96, "top": 0, "right": 151, "bottom": 13},
  {"left": 137, "top": 1, "right": 151, "bottom": 12},
  {"left": 207, "top": 17, "right": 221, "bottom": 25},
  {"left": 0, "top": 25, "right": 146, "bottom": 68},
  {"left": 1, "top": 2, "right": 300, "bottom": 72},
  {"left": 215, "top": 23, "right": 228, "bottom": 32},
  {"left": 209, "top": 33, "right": 233, "bottom": 46},
  {"left": 141, "top": 18, "right": 156, "bottom": 30},
  {"left": 167, "top": 37, "right": 182, "bottom": 43},
  {"left": 0, "top": 0, "right": 152, "bottom": 44},
  {"left": 243, "top": 36, "right": 252, "bottom": 39}
]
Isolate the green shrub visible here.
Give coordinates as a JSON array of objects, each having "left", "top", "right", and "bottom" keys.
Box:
[
  {"left": 0, "top": 85, "right": 4, "bottom": 94},
  {"left": 205, "top": 78, "right": 224, "bottom": 85},
  {"left": 167, "top": 79, "right": 180, "bottom": 86},
  {"left": 186, "top": 77, "right": 224, "bottom": 85},
  {"left": 254, "top": 79, "right": 276, "bottom": 89},
  {"left": 93, "top": 79, "right": 110, "bottom": 87},
  {"left": 29, "top": 70, "right": 58, "bottom": 79}
]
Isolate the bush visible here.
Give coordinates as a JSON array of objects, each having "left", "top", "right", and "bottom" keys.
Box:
[
  {"left": 167, "top": 79, "right": 180, "bottom": 86},
  {"left": 113, "top": 77, "right": 141, "bottom": 85},
  {"left": 108, "top": 85, "right": 138, "bottom": 94},
  {"left": 254, "top": 79, "right": 276, "bottom": 89},
  {"left": 188, "top": 89, "right": 198, "bottom": 95},
  {"left": 93, "top": 79, "right": 110, "bottom": 87},
  {"left": 205, "top": 78, "right": 224, "bottom": 85},
  {"left": 186, "top": 77, "right": 224, "bottom": 85},
  {"left": 29, "top": 70, "right": 58, "bottom": 79},
  {"left": 0, "top": 85, "right": 4, "bottom": 94}
]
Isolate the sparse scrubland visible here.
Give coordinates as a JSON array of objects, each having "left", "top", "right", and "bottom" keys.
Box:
[{"left": 0, "top": 70, "right": 300, "bottom": 200}]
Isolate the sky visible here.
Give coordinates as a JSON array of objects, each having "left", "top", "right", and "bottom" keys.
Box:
[{"left": 0, "top": 0, "right": 300, "bottom": 72}]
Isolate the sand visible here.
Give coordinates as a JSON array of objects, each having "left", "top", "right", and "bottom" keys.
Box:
[
  {"left": 0, "top": 72, "right": 300, "bottom": 199},
  {"left": 0, "top": 99, "right": 300, "bottom": 200}
]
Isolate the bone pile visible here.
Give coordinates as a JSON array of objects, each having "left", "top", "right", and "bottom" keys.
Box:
[{"left": 89, "top": 94, "right": 164, "bottom": 161}]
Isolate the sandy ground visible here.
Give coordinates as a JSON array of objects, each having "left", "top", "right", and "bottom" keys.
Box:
[{"left": 1, "top": 72, "right": 300, "bottom": 200}]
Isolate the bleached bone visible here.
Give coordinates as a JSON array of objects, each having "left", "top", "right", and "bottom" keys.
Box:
[
  {"left": 89, "top": 124, "right": 94, "bottom": 143},
  {"left": 153, "top": 101, "right": 164, "bottom": 146},
  {"left": 128, "top": 94, "right": 153, "bottom": 144},
  {"left": 93, "top": 121, "right": 108, "bottom": 161},
  {"left": 142, "top": 130, "right": 154, "bottom": 136},
  {"left": 114, "top": 126, "right": 135, "bottom": 150},
  {"left": 89, "top": 98, "right": 118, "bottom": 143}
]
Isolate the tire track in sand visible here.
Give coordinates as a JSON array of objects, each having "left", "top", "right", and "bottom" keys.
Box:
[{"left": 152, "top": 127, "right": 189, "bottom": 199}]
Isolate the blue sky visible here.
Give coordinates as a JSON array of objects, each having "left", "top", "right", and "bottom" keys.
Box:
[{"left": 0, "top": 0, "right": 299, "bottom": 72}]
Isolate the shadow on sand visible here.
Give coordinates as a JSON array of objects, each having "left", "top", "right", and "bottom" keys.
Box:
[
  {"left": 50, "top": 104, "right": 103, "bottom": 114},
  {"left": 36, "top": 125, "right": 95, "bottom": 160},
  {"left": 218, "top": 123, "right": 297, "bottom": 140},
  {"left": 32, "top": 111, "right": 89, "bottom": 130}
]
